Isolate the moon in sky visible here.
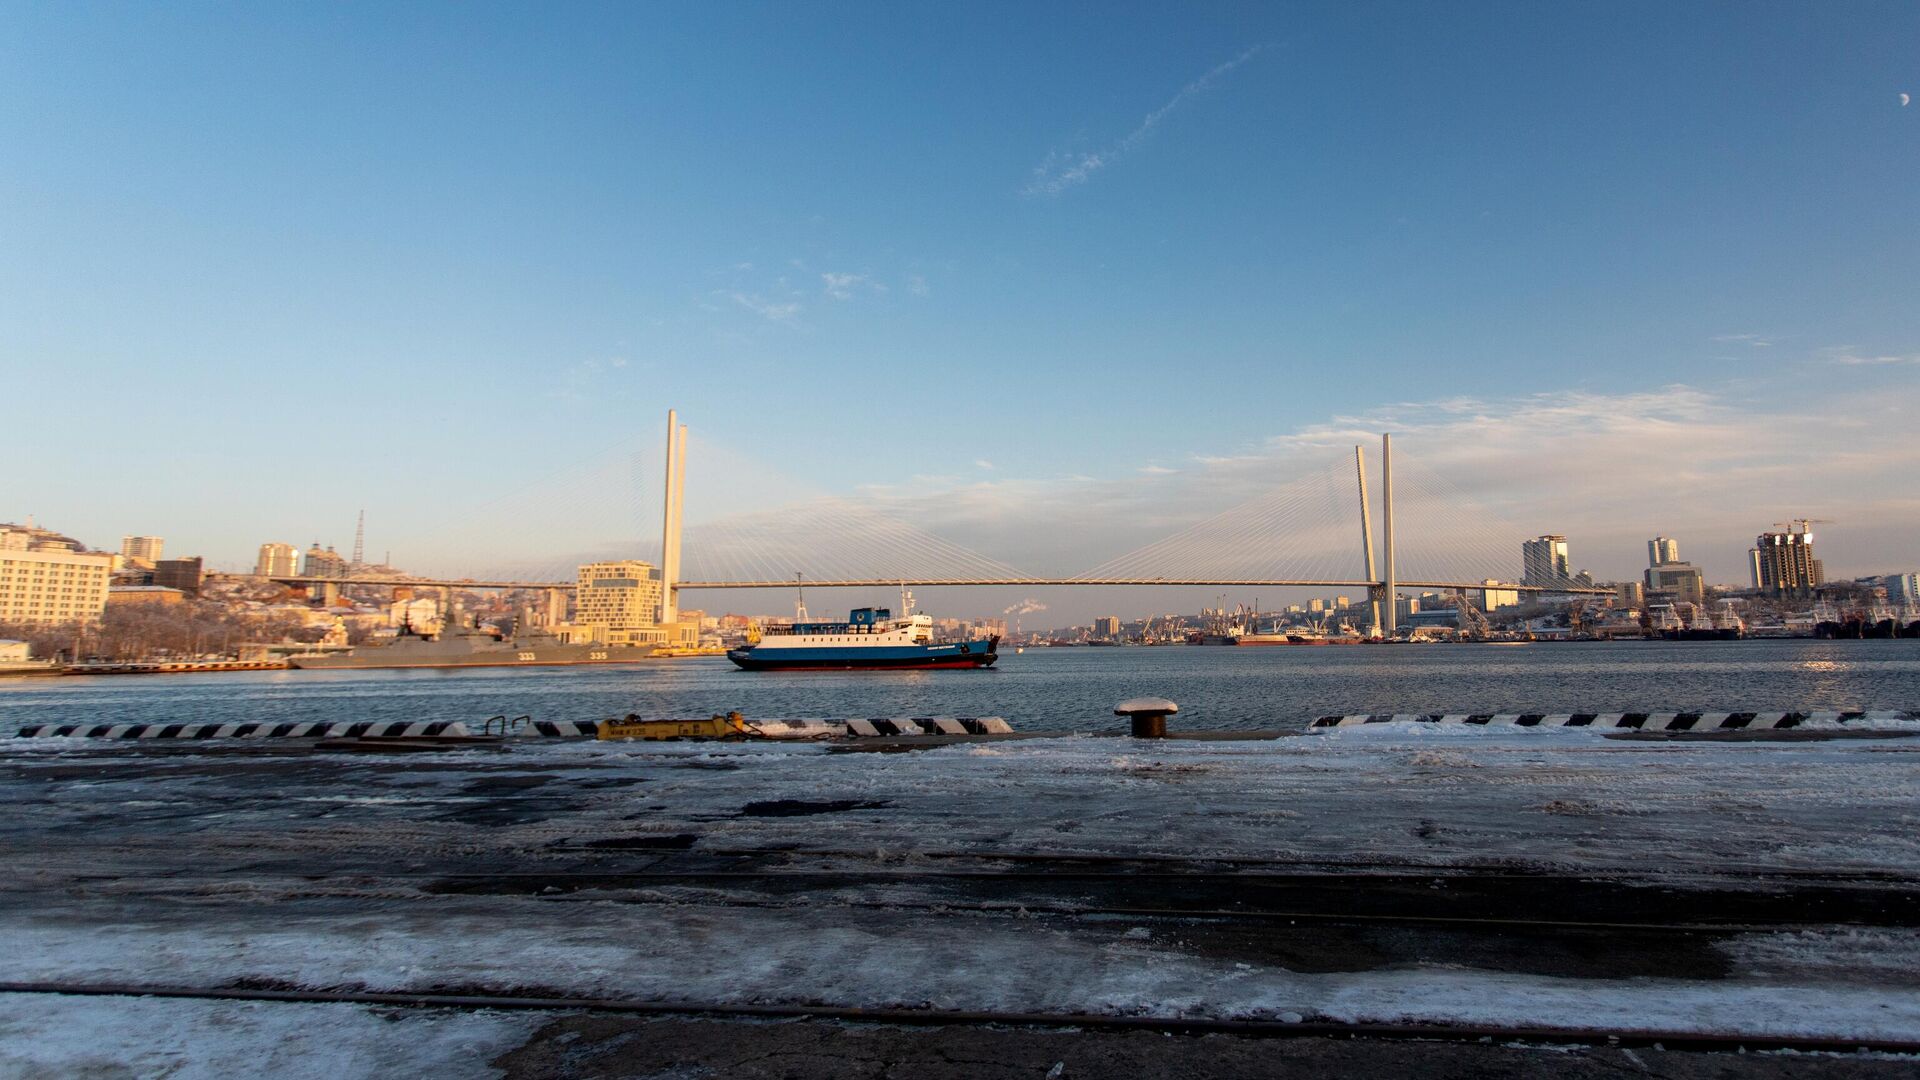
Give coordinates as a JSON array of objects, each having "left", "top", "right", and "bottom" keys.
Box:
[{"left": 1904, "top": 92, "right": 1912, "bottom": 107}]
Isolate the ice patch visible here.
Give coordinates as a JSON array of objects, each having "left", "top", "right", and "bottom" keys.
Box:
[{"left": 0, "top": 993, "right": 547, "bottom": 1080}]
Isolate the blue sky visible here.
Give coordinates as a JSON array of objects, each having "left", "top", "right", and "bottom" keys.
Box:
[{"left": 3, "top": 2, "right": 1917, "bottom": 617}]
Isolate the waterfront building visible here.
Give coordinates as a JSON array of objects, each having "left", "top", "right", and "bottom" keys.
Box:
[
  {"left": 567, "top": 560, "right": 680, "bottom": 646},
  {"left": 0, "top": 523, "right": 113, "bottom": 625},
  {"left": 1644, "top": 562, "right": 1706, "bottom": 604},
  {"left": 1404, "top": 608, "right": 1462, "bottom": 630},
  {"left": 1616, "top": 581, "right": 1644, "bottom": 606},
  {"left": 1521, "top": 536, "right": 1571, "bottom": 588},
  {"left": 1091, "top": 616, "right": 1121, "bottom": 640},
  {"left": 120, "top": 535, "right": 164, "bottom": 567},
  {"left": 1307, "top": 598, "right": 1325, "bottom": 614},
  {"left": 1475, "top": 580, "right": 1521, "bottom": 611},
  {"left": 255, "top": 542, "right": 298, "bottom": 577},
  {"left": 303, "top": 543, "right": 347, "bottom": 578},
  {"left": 1749, "top": 523, "right": 1824, "bottom": 594},
  {"left": 1648, "top": 536, "right": 1680, "bottom": 567},
  {"left": 153, "top": 557, "right": 203, "bottom": 596}
]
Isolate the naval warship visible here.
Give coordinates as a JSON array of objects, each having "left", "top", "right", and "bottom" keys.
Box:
[{"left": 288, "top": 613, "right": 655, "bottom": 670}]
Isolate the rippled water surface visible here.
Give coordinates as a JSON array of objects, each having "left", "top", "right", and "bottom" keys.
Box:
[{"left": 5, "top": 639, "right": 1919, "bottom": 733}]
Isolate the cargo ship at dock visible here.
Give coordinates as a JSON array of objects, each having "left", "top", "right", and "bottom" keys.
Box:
[{"left": 727, "top": 590, "right": 998, "bottom": 671}]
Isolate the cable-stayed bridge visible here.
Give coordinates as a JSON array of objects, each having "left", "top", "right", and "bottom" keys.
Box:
[{"left": 246, "top": 411, "right": 1607, "bottom": 634}]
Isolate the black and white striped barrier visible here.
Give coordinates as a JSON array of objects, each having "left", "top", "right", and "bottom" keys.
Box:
[
  {"left": 14, "top": 720, "right": 472, "bottom": 739},
  {"left": 1309, "top": 711, "right": 1919, "bottom": 730},
  {"left": 842, "top": 717, "right": 1012, "bottom": 737},
  {"left": 521, "top": 720, "right": 602, "bottom": 737},
  {"left": 513, "top": 717, "right": 1015, "bottom": 738}
]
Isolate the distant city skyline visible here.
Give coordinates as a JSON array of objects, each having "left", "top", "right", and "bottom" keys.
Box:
[{"left": 4, "top": 5, "right": 1916, "bottom": 622}]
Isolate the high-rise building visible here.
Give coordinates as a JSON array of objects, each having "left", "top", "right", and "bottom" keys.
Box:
[
  {"left": 153, "top": 557, "right": 204, "bottom": 597},
  {"left": 1091, "top": 616, "right": 1121, "bottom": 640},
  {"left": 1750, "top": 523, "right": 1823, "bottom": 594},
  {"left": 0, "top": 523, "right": 114, "bottom": 625},
  {"left": 256, "top": 542, "right": 298, "bottom": 577},
  {"left": 1616, "top": 581, "right": 1644, "bottom": 606},
  {"left": 120, "top": 536, "right": 164, "bottom": 565},
  {"left": 1647, "top": 536, "right": 1680, "bottom": 567},
  {"left": 303, "top": 543, "right": 347, "bottom": 578},
  {"left": 1521, "top": 535, "right": 1571, "bottom": 588},
  {"left": 1884, "top": 573, "right": 1920, "bottom": 606},
  {"left": 570, "top": 560, "right": 667, "bottom": 645}
]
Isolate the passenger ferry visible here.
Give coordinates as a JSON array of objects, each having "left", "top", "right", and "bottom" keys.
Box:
[{"left": 726, "top": 590, "right": 999, "bottom": 671}]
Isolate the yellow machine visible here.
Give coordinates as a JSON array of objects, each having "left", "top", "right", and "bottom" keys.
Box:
[{"left": 597, "top": 712, "right": 753, "bottom": 741}]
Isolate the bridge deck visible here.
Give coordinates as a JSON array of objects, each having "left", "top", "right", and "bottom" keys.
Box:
[{"left": 218, "top": 574, "right": 1609, "bottom": 595}]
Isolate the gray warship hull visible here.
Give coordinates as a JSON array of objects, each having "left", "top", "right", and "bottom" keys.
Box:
[{"left": 287, "top": 640, "right": 655, "bottom": 670}]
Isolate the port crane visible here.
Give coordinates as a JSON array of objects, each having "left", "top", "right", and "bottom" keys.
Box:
[{"left": 1451, "top": 589, "right": 1491, "bottom": 641}]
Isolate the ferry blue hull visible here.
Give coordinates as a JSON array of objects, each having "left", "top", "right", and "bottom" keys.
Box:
[{"left": 727, "top": 637, "right": 999, "bottom": 671}]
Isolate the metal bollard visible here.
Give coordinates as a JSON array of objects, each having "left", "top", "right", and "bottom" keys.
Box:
[{"left": 1115, "top": 697, "right": 1178, "bottom": 738}]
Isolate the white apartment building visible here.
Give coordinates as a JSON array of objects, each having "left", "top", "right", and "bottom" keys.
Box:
[{"left": 0, "top": 544, "right": 115, "bottom": 625}]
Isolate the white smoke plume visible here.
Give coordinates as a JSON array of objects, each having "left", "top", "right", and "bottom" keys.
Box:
[{"left": 1004, "top": 599, "right": 1049, "bottom": 616}]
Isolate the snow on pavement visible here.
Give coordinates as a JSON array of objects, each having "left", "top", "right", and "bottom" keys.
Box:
[
  {"left": 5, "top": 727, "right": 1920, "bottom": 1043},
  {"left": 7, "top": 903, "right": 1920, "bottom": 1042}
]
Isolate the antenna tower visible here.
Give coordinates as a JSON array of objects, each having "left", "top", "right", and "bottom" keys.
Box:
[{"left": 351, "top": 510, "right": 365, "bottom": 567}]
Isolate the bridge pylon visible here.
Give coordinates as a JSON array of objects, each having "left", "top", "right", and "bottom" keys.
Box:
[
  {"left": 1381, "top": 432, "right": 1396, "bottom": 636},
  {"left": 659, "top": 409, "right": 688, "bottom": 625},
  {"left": 1355, "top": 443, "right": 1382, "bottom": 636}
]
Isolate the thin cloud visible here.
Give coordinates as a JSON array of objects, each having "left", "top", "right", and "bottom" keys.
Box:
[
  {"left": 830, "top": 381, "right": 1920, "bottom": 585},
  {"left": 1712, "top": 333, "right": 1774, "bottom": 347},
  {"left": 907, "top": 274, "right": 930, "bottom": 297},
  {"left": 822, "top": 272, "right": 869, "bottom": 300},
  {"left": 1024, "top": 45, "right": 1265, "bottom": 197},
  {"left": 1824, "top": 348, "right": 1920, "bottom": 366},
  {"left": 975, "top": 459, "right": 995, "bottom": 471},
  {"left": 727, "top": 292, "right": 801, "bottom": 322}
]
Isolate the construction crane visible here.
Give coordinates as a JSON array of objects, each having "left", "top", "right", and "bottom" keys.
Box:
[{"left": 1774, "top": 517, "right": 1834, "bottom": 535}]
